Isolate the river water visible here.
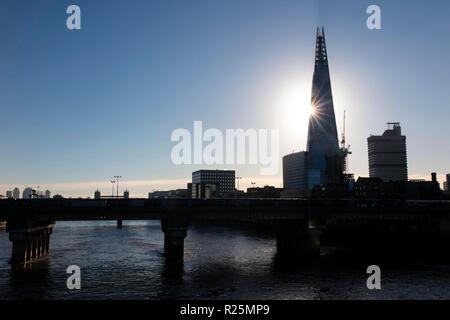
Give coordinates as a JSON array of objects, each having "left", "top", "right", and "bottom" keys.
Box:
[{"left": 0, "top": 221, "right": 449, "bottom": 300}]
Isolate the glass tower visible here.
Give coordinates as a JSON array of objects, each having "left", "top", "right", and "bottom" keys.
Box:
[{"left": 306, "top": 27, "right": 340, "bottom": 186}]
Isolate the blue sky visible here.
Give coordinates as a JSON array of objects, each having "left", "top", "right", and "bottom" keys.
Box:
[{"left": 1, "top": 0, "right": 450, "bottom": 197}]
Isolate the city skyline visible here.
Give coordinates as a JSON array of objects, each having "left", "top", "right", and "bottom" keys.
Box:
[
  {"left": 2, "top": 1, "right": 450, "bottom": 304},
  {"left": 1, "top": 0, "right": 450, "bottom": 197}
]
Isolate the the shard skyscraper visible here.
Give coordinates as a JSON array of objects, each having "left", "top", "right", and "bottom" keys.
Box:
[
  {"left": 306, "top": 27, "right": 341, "bottom": 188},
  {"left": 283, "top": 27, "right": 344, "bottom": 193}
]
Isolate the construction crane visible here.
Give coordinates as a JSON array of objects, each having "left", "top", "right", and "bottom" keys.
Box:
[{"left": 340, "top": 110, "right": 352, "bottom": 173}]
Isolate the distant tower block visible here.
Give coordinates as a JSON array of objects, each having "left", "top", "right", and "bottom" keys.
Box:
[
  {"left": 368, "top": 123, "right": 408, "bottom": 182},
  {"left": 22, "top": 187, "right": 33, "bottom": 199},
  {"left": 94, "top": 190, "right": 101, "bottom": 199},
  {"left": 13, "top": 188, "right": 20, "bottom": 199},
  {"left": 444, "top": 174, "right": 450, "bottom": 192},
  {"left": 283, "top": 151, "right": 308, "bottom": 191}
]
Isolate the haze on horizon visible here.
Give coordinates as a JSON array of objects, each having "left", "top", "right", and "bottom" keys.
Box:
[{"left": 1, "top": 0, "right": 450, "bottom": 197}]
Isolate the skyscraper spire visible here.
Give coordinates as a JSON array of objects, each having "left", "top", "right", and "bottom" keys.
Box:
[
  {"left": 282, "top": 28, "right": 344, "bottom": 192},
  {"left": 306, "top": 27, "right": 340, "bottom": 187},
  {"left": 315, "top": 26, "right": 328, "bottom": 68}
]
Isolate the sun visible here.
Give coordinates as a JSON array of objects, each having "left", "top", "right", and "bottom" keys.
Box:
[{"left": 277, "top": 83, "right": 314, "bottom": 133}]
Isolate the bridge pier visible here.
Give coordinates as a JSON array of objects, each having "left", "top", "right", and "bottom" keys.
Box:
[
  {"left": 8, "top": 222, "right": 54, "bottom": 264},
  {"left": 276, "top": 222, "right": 322, "bottom": 258},
  {"left": 306, "top": 228, "right": 322, "bottom": 256},
  {"left": 162, "top": 227, "right": 188, "bottom": 262},
  {"left": 160, "top": 199, "right": 190, "bottom": 263},
  {"left": 117, "top": 219, "right": 123, "bottom": 228}
]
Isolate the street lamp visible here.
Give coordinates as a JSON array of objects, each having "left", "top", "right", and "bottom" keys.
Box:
[
  {"left": 111, "top": 180, "right": 116, "bottom": 198},
  {"left": 114, "top": 176, "right": 122, "bottom": 198},
  {"left": 236, "top": 177, "right": 242, "bottom": 191}
]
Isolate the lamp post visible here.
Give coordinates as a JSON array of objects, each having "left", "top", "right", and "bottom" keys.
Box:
[
  {"left": 113, "top": 176, "right": 123, "bottom": 228},
  {"left": 111, "top": 180, "right": 116, "bottom": 198},
  {"left": 114, "top": 176, "right": 122, "bottom": 198},
  {"left": 236, "top": 177, "right": 242, "bottom": 191}
]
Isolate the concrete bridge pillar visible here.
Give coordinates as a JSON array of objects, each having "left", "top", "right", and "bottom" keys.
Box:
[
  {"left": 37, "top": 236, "right": 42, "bottom": 256},
  {"left": 162, "top": 227, "right": 188, "bottom": 262},
  {"left": 306, "top": 228, "right": 322, "bottom": 256},
  {"left": 276, "top": 222, "right": 322, "bottom": 257},
  {"left": 8, "top": 222, "right": 54, "bottom": 264},
  {"left": 26, "top": 239, "right": 33, "bottom": 262},
  {"left": 160, "top": 199, "right": 190, "bottom": 263},
  {"left": 10, "top": 233, "right": 28, "bottom": 264}
]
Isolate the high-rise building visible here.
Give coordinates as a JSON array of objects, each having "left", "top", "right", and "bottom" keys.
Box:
[
  {"left": 94, "top": 190, "right": 101, "bottom": 199},
  {"left": 6, "top": 191, "right": 13, "bottom": 198},
  {"left": 307, "top": 27, "right": 342, "bottom": 187},
  {"left": 13, "top": 187, "right": 20, "bottom": 199},
  {"left": 44, "top": 190, "right": 51, "bottom": 199},
  {"left": 444, "top": 174, "right": 450, "bottom": 192},
  {"left": 283, "top": 152, "right": 308, "bottom": 190},
  {"left": 22, "top": 187, "right": 33, "bottom": 199},
  {"left": 192, "top": 170, "right": 235, "bottom": 198},
  {"left": 368, "top": 123, "right": 408, "bottom": 182},
  {"left": 123, "top": 190, "right": 129, "bottom": 199},
  {"left": 282, "top": 27, "right": 344, "bottom": 192}
]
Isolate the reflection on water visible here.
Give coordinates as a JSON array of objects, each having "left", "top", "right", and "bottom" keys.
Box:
[{"left": 0, "top": 221, "right": 450, "bottom": 300}]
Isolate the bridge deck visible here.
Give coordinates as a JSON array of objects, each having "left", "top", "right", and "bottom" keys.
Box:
[{"left": 1, "top": 198, "right": 449, "bottom": 223}]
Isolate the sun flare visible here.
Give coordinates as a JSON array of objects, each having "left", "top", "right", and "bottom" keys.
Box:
[{"left": 277, "top": 83, "right": 314, "bottom": 133}]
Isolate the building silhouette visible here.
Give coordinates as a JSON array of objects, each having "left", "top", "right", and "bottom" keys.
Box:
[
  {"left": 444, "top": 174, "right": 450, "bottom": 192},
  {"left": 368, "top": 123, "right": 408, "bottom": 182},
  {"left": 283, "top": 151, "right": 308, "bottom": 191},
  {"left": 44, "top": 190, "right": 51, "bottom": 199},
  {"left": 22, "top": 187, "right": 33, "bottom": 199},
  {"left": 306, "top": 27, "right": 342, "bottom": 187},
  {"left": 13, "top": 188, "right": 20, "bottom": 199},
  {"left": 192, "top": 170, "right": 235, "bottom": 198},
  {"left": 149, "top": 189, "right": 190, "bottom": 199},
  {"left": 355, "top": 173, "right": 440, "bottom": 200},
  {"left": 246, "top": 186, "right": 282, "bottom": 198},
  {"left": 283, "top": 27, "right": 345, "bottom": 193}
]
